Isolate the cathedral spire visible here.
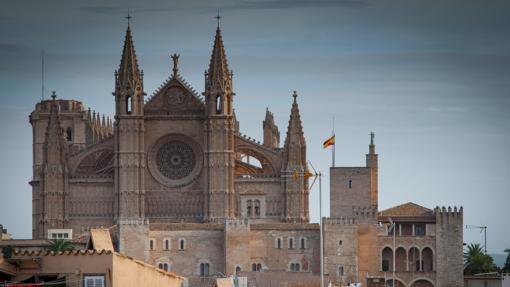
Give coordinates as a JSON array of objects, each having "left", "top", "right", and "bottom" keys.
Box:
[
  {"left": 206, "top": 25, "right": 231, "bottom": 94},
  {"left": 283, "top": 91, "right": 306, "bottom": 169},
  {"left": 44, "top": 91, "right": 66, "bottom": 154},
  {"left": 116, "top": 23, "right": 141, "bottom": 91}
]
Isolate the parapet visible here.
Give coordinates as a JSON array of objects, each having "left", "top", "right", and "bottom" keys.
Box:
[{"left": 434, "top": 206, "right": 463, "bottom": 225}]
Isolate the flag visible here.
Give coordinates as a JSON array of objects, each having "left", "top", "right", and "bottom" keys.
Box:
[
  {"left": 293, "top": 170, "right": 299, "bottom": 181},
  {"left": 304, "top": 171, "right": 314, "bottom": 179},
  {"left": 323, "top": 135, "right": 335, "bottom": 149}
]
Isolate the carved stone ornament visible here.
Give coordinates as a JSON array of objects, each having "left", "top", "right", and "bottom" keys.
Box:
[{"left": 148, "top": 134, "right": 203, "bottom": 187}]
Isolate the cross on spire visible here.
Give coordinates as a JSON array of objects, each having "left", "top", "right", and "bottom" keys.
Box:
[
  {"left": 215, "top": 9, "right": 222, "bottom": 28},
  {"left": 125, "top": 9, "right": 132, "bottom": 26}
]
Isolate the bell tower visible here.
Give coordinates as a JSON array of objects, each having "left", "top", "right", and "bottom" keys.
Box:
[
  {"left": 113, "top": 22, "right": 146, "bottom": 220},
  {"left": 203, "top": 23, "right": 236, "bottom": 221}
]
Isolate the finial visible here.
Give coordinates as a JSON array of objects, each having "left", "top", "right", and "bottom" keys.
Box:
[
  {"left": 215, "top": 8, "right": 222, "bottom": 28},
  {"left": 370, "top": 132, "right": 375, "bottom": 145},
  {"left": 51, "top": 91, "right": 57, "bottom": 100},
  {"left": 125, "top": 9, "right": 132, "bottom": 27},
  {"left": 292, "top": 90, "right": 298, "bottom": 101},
  {"left": 171, "top": 53, "right": 180, "bottom": 77}
]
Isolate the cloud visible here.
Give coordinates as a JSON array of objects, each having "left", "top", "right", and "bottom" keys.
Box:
[{"left": 0, "top": 43, "right": 34, "bottom": 53}]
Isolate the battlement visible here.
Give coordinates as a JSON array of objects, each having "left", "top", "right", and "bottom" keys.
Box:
[
  {"left": 352, "top": 206, "right": 378, "bottom": 220},
  {"left": 323, "top": 217, "right": 356, "bottom": 225},
  {"left": 34, "top": 99, "right": 85, "bottom": 114},
  {"left": 434, "top": 206, "right": 463, "bottom": 225}
]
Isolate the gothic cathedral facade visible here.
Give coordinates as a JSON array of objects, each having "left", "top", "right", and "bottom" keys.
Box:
[{"left": 29, "top": 24, "right": 463, "bottom": 287}]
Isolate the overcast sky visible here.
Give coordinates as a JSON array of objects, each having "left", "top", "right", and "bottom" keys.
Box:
[{"left": 0, "top": 0, "right": 509, "bottom": 254}]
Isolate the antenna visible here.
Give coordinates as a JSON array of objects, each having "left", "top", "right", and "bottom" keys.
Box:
[
  {"left": 466, "top": 225, "right": 488, "bottom": 253},
  {"left": 41, "top": 49, "right": 45, "bottom": 101}
]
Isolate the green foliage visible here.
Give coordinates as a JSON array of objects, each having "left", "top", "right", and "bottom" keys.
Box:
[
  {"left": 1, "top": 245, "right": 14, "bottom": 258},
  {"left": 503, "top": 248, "right": 510, "bottom": 273},
  {"left": 464, "top": 243, "right": 499, "bottom": 275},
  {"left": 48, "top": 239, "right": 74, "bottom": 252}
]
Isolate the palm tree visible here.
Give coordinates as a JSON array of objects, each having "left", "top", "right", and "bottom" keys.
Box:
[
  {"left": 464, "top": 243, "right": 499, "bottom": 275},
  {"left": 48, "top": 239, "right": 74, "bottom": 252},
  {"left": 502, "top": 248, "right": 510, "bottom": 273}
]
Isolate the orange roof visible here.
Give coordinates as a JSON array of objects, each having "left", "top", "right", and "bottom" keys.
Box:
[{"left": 379, "top": 202, "right": 434, "bottom": 219}]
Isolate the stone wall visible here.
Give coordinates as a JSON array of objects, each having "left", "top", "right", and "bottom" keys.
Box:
[{"left": 330, "top": 167, "right": 372, "bottom": 218}]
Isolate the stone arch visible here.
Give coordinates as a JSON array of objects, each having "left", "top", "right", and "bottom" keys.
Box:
[
  {"left": 73, "top": 148, "right": 114, "bottom": 176},
  {"left": 395, "top": 246, "right": 407, "bottom": 271},
  {"left": 236, "top": 147, "right": 276, "bottom": 175},
  {"left": 381, "top": 246, "right": 393, "bottom": 271},
  {"left": 422, "top": 247, "right": 434, "bottom": 272},
  {"left": 410, "top": 278, "right": 435, "bottom": 287}
]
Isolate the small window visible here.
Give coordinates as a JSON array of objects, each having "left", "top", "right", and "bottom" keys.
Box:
[
  {"left": 215, "top": 95, "right": 221, "bottom": 114},
  {"left": 288, "top": 237, "right": 294, "bottom": 249},
  {"left": 66, "top": 127, "right": 73, "bottom": 142},
  {"left": 300, "top": 237, "right": 306, "bottom": 249},
  {"left": 276, "top": 238, "right": 282, "bottom": 249},
  {"left": 247, "top": 200, "right": 253, "bottom": 217},
  {"left": 290, "top": 262, "right": 300, "bottom": 272},
  {"left": 348, "top": 179, "right": 352, "bottom": 189},
  {"left": 149, "top": 239, "right": 154, "bottom": 251},
  {"left": 200, "top": 263, "right": 210, "bottom": 276},
  {"left": 179, "top": 239, "right": 186, "bottom": 250},
  {"left": 164, "top": 239, "right": 170, "bottom": 250},
  {"left": 254, "top": 200, "right": 261, "bottom": 217},
  {"left": 235, "top": 266, "right": 241, "bottom": 273},
  {"left": 338, "top": 266, "right": 344, "bottom": 276},
  {"left": 84, "top": 275, "right": 105, "bottom": 287},
  {"left": 338, "top": 240, "right": 343, "bottom": 246},
  {"left": 126, "top": 95, "right": 132, "bottom": 114},
  {"left": 415, "top": 224, "right": 426, "bottom": 236},
  {"left": 158, "top": 263, "right": 169, "bottom": 271}
]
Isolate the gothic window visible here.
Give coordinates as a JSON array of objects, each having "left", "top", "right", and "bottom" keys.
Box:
[
  {"left": 164, "top": 239, "right": 170, "bottom": 250},
  {"left": 300, "top": 237, "right": 306, "bottom": 249},
  {"left": 235, "top": 266, "right": 241, "bottom": 273},
  {"left": 288, "top": 237, "right": 294, "bottom": 249},
  {"left": 179, "top": 238, "right": 186, "bottom": 250},
  {"left": 247, "top": 200, "right": 253, "bottom": 217},
  {"left": 215, "top": 95, "right": 221, "bottom": 114},
  {"left": 126, "top": 95, "right": 132, "bottom": 114},
  {"left": 158, "top": 263, "right": 169, "bottom": 271},
  {"left": 66, "top": 127, "right": 73, "bottom": 142},
  {"left": 290, "top": 262, "right": 301, "bottom": 272},
  {"left": 254, "top": 200, "right": 261, "bottom": 217},
  {"left": 348, "top": 179, "right": 352, "bottom": 189},
  {"left": 200, "top": 263, "right": 210, "bottom": 276},
  {"left": 338, "top": 240, "right": 343, "bottom": 246},
  {"left": 149, "top": 239, "right": 155, "bottom": 251},
  {"left": 338, "top": 266, "right": 344, "bottom": 276},
  {"left": 382, "top": 260, "right": 389, "bottom": 271}
]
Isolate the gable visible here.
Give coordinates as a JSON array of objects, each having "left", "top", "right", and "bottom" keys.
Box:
[{"left": 144, "top": 77, "right": 205, "bottom": 116}]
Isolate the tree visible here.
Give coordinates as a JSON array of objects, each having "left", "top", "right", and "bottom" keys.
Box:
[
  {"left": 48, "top": 239, "right": 74, "bottom": 252},
  {"left": 464, "top": 243, "right": 499, "bottom": 275},
  {"left": 503, "top": 248, "right": 510, "bottom": 273}
]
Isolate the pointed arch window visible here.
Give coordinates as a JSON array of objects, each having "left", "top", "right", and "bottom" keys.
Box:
[
  {"left": 126, "top": 95, "right": 132, "bottom": 114},
  {"left": 215, "top": 95, "right": 222, "bottom": 114},
  {"left": 247, "top": 200, "right": 253, "bottom": 217},
  {"left": 254, "top": 200, "right": 261, "bottom": 217}
]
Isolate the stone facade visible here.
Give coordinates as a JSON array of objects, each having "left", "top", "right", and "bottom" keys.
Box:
[{"left": 28, "top": 23, "right": 463, "bottom": 287}]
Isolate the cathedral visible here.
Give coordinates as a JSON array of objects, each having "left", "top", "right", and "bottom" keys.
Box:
[{"left": 28, "top": 22, "right": 464, "bottom": 287}]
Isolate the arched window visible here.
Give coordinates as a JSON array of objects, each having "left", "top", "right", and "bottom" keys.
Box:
[
  {"left": 290, "top": 262, "right": 300, "bottom": 272},
  {"left": 149, "top": 239, "right": 154, "bottom": 251},
  {"left": 276, "top": 237, "right": 282, "bottom": 249},
  {"left": 300, "top": 237, "right": 306, "bottom": 249},
  {"left": 66, "top": 127, "right": 73, "bottom": 142},
  {"left": 164, "top": 239, "right": 170, "bottom": 250},
  {"left": 422, "top": 247, "right": 434, "bottom": 271},
  {"left": 348, "top": 179, "right": 352, "bottom": 189},
  {"left": 200, "top": 263, "right": 210, "bottom": 276},
  {"left": 288, "top": 237, "right": 294, "bottom": 249},
  {"left": 252, "top": 263, "right": 262, "bottom": 272},
  {"left": 235, "top": 266, "right": 241, "bottom": 273},
  {"left": 381, "top": 247, "right": 392, "bottom": 271},
  {"left": 247, "top": 200, "right": 253, "bottom": 217},
  {"left": 254, "top": 200, "right": 261, "bottom": 217},
  {"left": 158, "top": 263, "right": 169, "bottom": 271},
  {"left": 215, "top": 95, "right": 221, "bottom": 114},
  {"left": 179, "top": 238, "right": 186, "bottom": 250},
  {"left": 126, "top": 95, "right": 132, "bottom": 114},
  {"left": 338, "top": 240, "right": 343, "bottom": 246}
]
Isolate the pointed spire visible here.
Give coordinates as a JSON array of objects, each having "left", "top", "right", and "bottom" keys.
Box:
[
  {"left": 207, "top": 25, "right": 231, "bottom": 93},
  {"left": 117, "top": 23, "right": 141, "bottom": 91},
  {"left": 283, "top": 91, "right": 306, "bottom": 169},
  {"left": 44, "top": 91, "right": 67, "bottom": 163}
]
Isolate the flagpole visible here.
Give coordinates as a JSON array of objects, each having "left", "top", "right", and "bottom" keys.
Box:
[
  {"left": 332, "top": 116, "right": 335, "bottom": 167},
  {"left": 319, "top": 171, "right": 324, "bottom": 287}
]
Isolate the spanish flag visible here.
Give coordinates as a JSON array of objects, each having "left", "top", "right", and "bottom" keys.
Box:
[{"left": 323, "top": 135, "right": 335, "bottom": 149}]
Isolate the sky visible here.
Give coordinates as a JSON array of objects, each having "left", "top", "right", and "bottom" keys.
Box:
[{"left": 0, "top": 0, "right": 509, "bottom": 255}]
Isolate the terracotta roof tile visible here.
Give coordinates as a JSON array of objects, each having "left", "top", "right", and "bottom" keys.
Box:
[{"left": 379, "top": 202, "right": 434, "bottom": 219}]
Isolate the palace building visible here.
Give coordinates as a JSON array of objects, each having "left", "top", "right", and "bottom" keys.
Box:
[{"left": 27, "top": 21, "right": 464, "bottom": 287}]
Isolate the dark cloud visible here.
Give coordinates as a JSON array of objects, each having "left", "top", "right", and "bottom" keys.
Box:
[{"left": 0, "top": 43, "right": 34, "bottom": 54}]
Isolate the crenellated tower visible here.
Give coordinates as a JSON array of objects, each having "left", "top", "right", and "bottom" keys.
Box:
[
  {"left": 113, "top": 23, "right": 146, "bottom": 220},
  {"left": 38, "top": 92, "right": 69, "bottom": 238},
  {"left": 203, "top": 25, "right": 236, "bottom": 221},
  {"left": 281, "top": 91, "right": 309, "bottom": 222},
  {"left": 263, "top": 108, "right": 280, "bottom": 149},
  {"left": 366, "top": 132, "right": 378, "bottom": 210}
]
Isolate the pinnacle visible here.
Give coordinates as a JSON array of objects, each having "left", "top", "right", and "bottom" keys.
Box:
[
  {"left": 207, "top": 26, "right": 230, "bottom": 91},
  {"left": 117, "top": 25, "right": 141, "bottom": 89}
]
